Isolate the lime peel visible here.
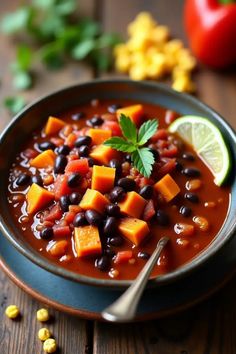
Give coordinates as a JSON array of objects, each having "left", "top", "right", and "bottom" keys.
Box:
[{"left": 168, "top": 115, "right": 231, "bottom": 186}]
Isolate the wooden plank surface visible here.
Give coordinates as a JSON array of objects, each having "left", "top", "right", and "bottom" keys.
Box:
[{"left": 0, "top": 0, "right": 236, "bottom": 354}]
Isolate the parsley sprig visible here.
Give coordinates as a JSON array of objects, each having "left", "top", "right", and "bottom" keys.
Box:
[{"left": 104, "top": 114, "right": 158, "bottom": 178}]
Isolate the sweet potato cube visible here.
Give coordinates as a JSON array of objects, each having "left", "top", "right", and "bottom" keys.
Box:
[
  {"left": 30, "top": 149, "right": 56, "bottom": 168},
  {"left": 116, "top": 104, "right": 144, "bottom": 126},
  {"left": 26, "top": 183, "right": 54, "bottom": 214},
  {"left": 88, "top": 128, "right": 112, "bottom": 145},
  {"left": 154, "top": 173, "right": 180, "bottom": 202},
  {"left": 118, "top": 217, "right": 150, "bottom": 246},
  {"left": 91, "top": 165, "right": 116, "bottom": 193},
  {"left": 90, "top": 145, "right": 120, "bottom": 165},
  {"left": 119, "top": 191, "right": 147, "bottom": 218},
  {"left": 79, "top": 189, "right": 109, "bottom": 213},
  {"left": 74, "top": 225, "right": 102, "bottom": 257},
  {"left": 45, "top": 116, "right": 65, "bottom": 136}
]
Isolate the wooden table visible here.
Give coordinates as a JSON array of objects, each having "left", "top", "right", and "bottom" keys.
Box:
[{"left": 0, "top": 1, "right": 236, "bottom": 353}]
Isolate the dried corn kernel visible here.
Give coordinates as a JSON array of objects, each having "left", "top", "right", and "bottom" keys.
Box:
[
  {"left": 5, "top": 305, "right": 20, "bottom": 319},
  {"left": 38, "top": 328, "right": 51, "bottom": 341},
  {"left": 37, "top": 308, "right": 50, "bottom": 322},
  {"left": 43, "top": 338, "right": 57, "bottom": 353},
  {"left": 172, "top": 76, "right": 196, "bottom": 93}
]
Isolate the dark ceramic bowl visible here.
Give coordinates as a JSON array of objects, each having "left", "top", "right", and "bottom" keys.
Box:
[{"left": 0, "top": 79, "right": 235, "bottom": 288}]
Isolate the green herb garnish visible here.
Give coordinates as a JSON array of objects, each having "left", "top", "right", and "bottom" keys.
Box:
[
  {"left": 4, "top": 96, "right": 26, "bottom": 114},
  {"left": 104, "top": 114, "right": 158, "bottom": 177}
]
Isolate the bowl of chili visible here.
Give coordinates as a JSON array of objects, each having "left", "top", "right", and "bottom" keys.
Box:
[{"left": 0, "top": 79, "right": 235, "bottom": 288}]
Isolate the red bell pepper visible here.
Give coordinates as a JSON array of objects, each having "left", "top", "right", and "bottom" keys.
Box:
[{"left": 184, "top": 0, "right": 236, "bottom": 68}]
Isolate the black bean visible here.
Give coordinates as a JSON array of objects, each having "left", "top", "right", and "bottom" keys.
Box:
[
  {"left": 16, "top": 173, "right": 31, "bottom": 186},
  {"left": 85, "top": 210, "right": 103, "bottom": 226},
  {"left": 182, "top": 167, "right": 200, "bottom": 178},
  {"left": 56, "top": 145, "right": 70, "bottom": 156},
  {"left": 72, "top": 112, "right": 85, "bottom": 121},
  {"left": 31, "top": 175, "right": 43, "bottom": 186},
  {"left": 87, "top": 157, "right": 95, "bottom": 167},
  {"left": 117, "top": 177, "right": 136, "bottom": 191},
  {"left": 107, "top": 104, "right": 122, "bottom": 113},
  {"left": 77, "top": 145, "right": 89, "bottom": 157},
  {"left": 87, "top": 116, "right": 104, "bottom": 127},
  {"left": 40, "top": 227, "right": 54, "bottom": 240},
  {"left": 54, "top": 155, "right": 67, "bottom": 174},
  {"left": 139, "top": 185, "right": 153, "bottom": 199},
  {"left": 95, "top": 255, "right": 110, "bottom": 271},
  {"left": 156, "top": 210, "right": 170, "bottom": 226},
  {"left": 179, "top": 205, "right": 192, "bottom": 217},
  {"left": 109, "top": 159, "right": 122, "bottom": 175},
  {"left": 184, "top": 192, "right": 199, "bottom": 203},
  {"left": 104, "top": 249, "right": 116, "bottom": 258},
  {"left": 124, "top": 154, "right": 132, "bottom": 162},
  {"left": 182, "top": 152, "right": 195, "bottom": 161},
  {"left": 138, "top": 251, "right": 150, "bottom": 260},
  {"left": 150, "top": 148, "right": 160, "bottom": 161},
  {"left": 175, "top": 160, "right": 184, "bottom": 172},
  {"left": 69, "top": 192, "right": 81, "bottom": 205},
  {"left": 109, "top": 186, "right": 126, "bottom": 203},
  {"left": 109, "top": 236, "right": 123, "bottom": 247},
  {"left": 75, "top": 135, "right": 92, "bottom": 147},
  {"left": 38, "top": 141, "right": 56, "bottom": 151},
  {"left": 103, "top": 217, "right": 117, "bottom": 236},
  {"left": 105, "top": 204, "right": 120, "bottom": 217},
  {"left": 67, "top": 173, "right": 81, "bottom": 188},
  {"left": 73, "top": 212, "right": 87, "bottom": 227},
  {"left": 59, "top": 195, "right": 70, "bottom": 212}
]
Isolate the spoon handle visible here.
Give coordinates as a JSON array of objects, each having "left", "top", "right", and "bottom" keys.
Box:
[{"left": 102, "top": 236, "right": 169, "bottom": 322}]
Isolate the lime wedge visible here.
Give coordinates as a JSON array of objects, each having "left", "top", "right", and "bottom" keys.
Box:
[{"left": 168, "top": 116, "right": 230, "bottom": 186}]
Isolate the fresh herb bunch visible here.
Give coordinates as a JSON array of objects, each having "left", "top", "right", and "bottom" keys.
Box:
[
  {"left": 1, "top": 0, "right": 122, "bottom": 94},
  {"left": 104, "top": 114, "right": 158, "bottom": 177}
]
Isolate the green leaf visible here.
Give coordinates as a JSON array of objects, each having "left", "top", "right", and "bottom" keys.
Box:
[
  {"left": 40, "top": 43, "right": 64, "bottom": 69},
  {"left": 16, "top": 45, "right": 33, "bottom": 71},
  {"left": 1, "top": 7, "right": 31, "bottom": 34},
  {"left": 96, "top": 33, "right": 122, "bottom": 49},
  {"left": 138, "top": 119, "right": 158, "bottom": 145},
  {"left": 32, "top": 0, "right": 54, "bottom": 9},
  {"left": 132, "top": 148, "right": 155, "bottom": 178},
  {"left": 79, "top": 19, "right": 100, "bottom": 39},
  {"left": 91, "top": 50, "right": 112, "bottom": 71},
  {"left": 119, "top": 114, "right": 137, "bottom": 143},
  {"left": 72, "top": 39, "right": 96, "bottom": 60},
  {"left": 13, "top": 71, "right": 32, "bottom": 90},
  {"left": 4, "top": 96, "right": 26, "bottom": 114},
  {"left": 55, "top": 0, "right": 77, "bottom": 15},
  {"left": 104, "top": 137, "right": 136, "bottom": 153}
]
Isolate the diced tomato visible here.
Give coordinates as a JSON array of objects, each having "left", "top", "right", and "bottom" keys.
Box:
[
  {"left": 23, "top": 148, "right": 38, "bottom": 159},
  {"left": 44, "top": 203, "right": 63, "bottom": 222},
  {"left": 136, "top": 177, "right": 154, "bottom": 188},
  {"left": 65, "top": 159, "right": 89, "bottom": 175},
  {"left": 54, "top": 175, "right": 71, "bottom": 200},
  {"left": 53, "top": 225, "right": 71, "bottom": 237},
  {"left": 65, "top": 133, "right": 77, "bottom": 147},
  {"left": 102, "top": 121, "right": 122, "bottom": 136},
  {"left": 50, "top": 137, "right": 64, "bottom": 146},
  {"left": 64, "top": 211, "right": 76, "bottom": 224},
  {"left": 143, "top": 200, "right": 156, "bottom": 221},
  {"left": 160, "top": 145, "right": 178, "bottom": 158},
  {"left": 157, "top": 159, "right": 176, "bottom": 178},
  {"left": 157, "top": 140, "right": 169, "bottom": 149},
  {"left": 114, "top": 251, "right": 133, "bottom": 264},
  {"left": 150, "top": 129, "right": 168, "bottom": 142},
  {"left": 165, "top": 110, "right": 177, "bottom": 125}
]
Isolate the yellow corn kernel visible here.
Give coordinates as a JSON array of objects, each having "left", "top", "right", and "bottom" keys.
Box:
[
  {"left": 38, "top": 328, "right": 52, "bottom": 341},
  {"left": 37, "top": 308, "right": 50, "bottom": 322},
  {"left": 135, "top": 12, "right": 157, "bottom": 28},
  {"left": 43, "top": 338, "right": 57, "bottom": 353},
  {"left": 164, "top": 39, "right": 183, "bottom": 55},
  {"left": 172, "top": 76, "right": 196, "bottom": 93},
  {"left": 172, "top": 66, "right": 190, "bottom": 80},
  {"left": 115, "top": 55, "right": 131, "bottom": 73},
  {"left": 5, "top": 305, "right": 20, "bottom": 319},
  {"left": 130, "top": 51, "right": 146, "bottom": 65},
  {"left": 146, "top": 63, "right": 165, "bottom": 79},
  {"left": 113, "top": 43, "right": 130, "bottom": 57},
  {"left": 151, "top": 25, "right": 169, "bottom": 44},
  {"left": 126, "top": 35, "right": 150, "bottom": 52},
  {"left": 129, "top": 65, "right": 147, "bottom": 80}
]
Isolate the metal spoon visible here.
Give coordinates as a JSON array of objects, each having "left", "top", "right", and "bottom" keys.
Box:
[{"left": 102, "top": 236, "right": 169, "bottom": 322}]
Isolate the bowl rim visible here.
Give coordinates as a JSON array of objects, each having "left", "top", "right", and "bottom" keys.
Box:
[{"left": 0, "top": 78, "right": 236, "bottom": 289}]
